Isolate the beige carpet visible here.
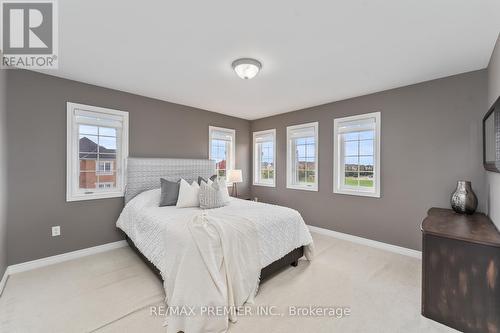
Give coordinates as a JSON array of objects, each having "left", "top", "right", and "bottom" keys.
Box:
[{"left": 0, "top": 232, "right": 457, "bottom": 333}]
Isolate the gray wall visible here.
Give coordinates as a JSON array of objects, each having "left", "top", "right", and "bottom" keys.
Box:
[
  {"left": 487, "top": 34, "right": 500, "bottom": 230},
  {"left": 251, "top": 70, "right": 487, "bottom": 251},
  {"left": 6, "top": 70, "right": 251, "bottom": 265},
  {"left": 0, "top": 63, "right": 7, "bottom": 278},
  {"left": 3, "top": 65, "right": 491, "bottom": 264}
]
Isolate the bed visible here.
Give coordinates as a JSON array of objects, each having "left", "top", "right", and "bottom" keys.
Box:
[{"left": 116, "top": 157, "right": 313, "bottom": 332}]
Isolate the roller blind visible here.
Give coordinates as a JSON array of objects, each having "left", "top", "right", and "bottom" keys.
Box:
[
  {"left": 74, "top": 109, "right": 124, "bottom": 128},
  {"left": 255, "top": 132, "right": 274, "bottom": 143},
  {"left": 337, "top": 117, "right": 376, "bottom": 133},
  {"left": 211, "top": 129, "right": 234, "bottom": 141},
  {"left": 288, "top": 125, "right": 316, "bottom": 139}
]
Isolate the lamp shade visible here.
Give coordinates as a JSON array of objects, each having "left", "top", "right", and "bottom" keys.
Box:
[{"left": 227, "top": 169, "right": 243, "bottom": 183}]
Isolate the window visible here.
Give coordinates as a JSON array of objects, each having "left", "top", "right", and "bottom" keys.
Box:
[
  {"left": 96, "top": 161, "right": 113, "bottom": 175},
  {"left": 67, "top": 102, "right": 129, "bottom": 201},
  {"left": 253, "top": 129, "right": 276, "bottom": 187},
  {"left": 209, "top": 126, "right": 235, "bottom": 182},
  {"left": 286, "top": 122, "right": 318, "bottom": 191},
  {"left": 333, "top": 112, "right": 381, "bottom": 197}
]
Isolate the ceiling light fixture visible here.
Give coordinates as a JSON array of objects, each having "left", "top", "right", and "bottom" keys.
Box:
[{"left": 232, "top": 58, "right": 262, "bottom": 80}]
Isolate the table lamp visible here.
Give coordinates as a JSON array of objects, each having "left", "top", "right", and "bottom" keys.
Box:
[{"left": 227, "top": 169, "right": 243, "bottom": 197}]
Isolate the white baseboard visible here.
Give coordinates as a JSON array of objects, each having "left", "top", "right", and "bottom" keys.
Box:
[
  {"left": 1, "top": 240, "right": 128, "bottom": 296},
  {"left": 7, "top": 240, "right": 128, "bottom": 275},
  {"left": 308, "top": 225, "right": 422, "bottom": 259},
  {"left": 0, "top": 267, "right": 8, "bottom": 297},
  {"left": 1, "top": 227, "right": 420, "bottom": 295}
]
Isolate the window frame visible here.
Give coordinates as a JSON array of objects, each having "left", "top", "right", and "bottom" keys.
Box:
[
  {"left": 208, "top": 126, "right": 236, "bottom": 183},
  {"left": 333, "top": 112, "right": 381, "bottom": 198},
  {"left": 66, "top": 102, "right": 129, "bottom": 202},
  {"left": 253, "top": 129, "right": 276, "bottom": 187},
  {"left": 286, "top": 122, "right": 319, "bottom": 191}
]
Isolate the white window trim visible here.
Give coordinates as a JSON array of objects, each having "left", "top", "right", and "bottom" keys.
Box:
[
  {"left": 208, "top": 126, "right": 236, "bottom": 183},
  {"left": 66, "top": 102, "right": 129, "bottom": 202},
  {"left": 253, "top": 129, "right": 276, "bottom": 187},
  {"left": 333, "top": 112, "right": 381, "bottom": 198},
  {"left": 286, "top": 122, "right": 319, "bottom": 191}
]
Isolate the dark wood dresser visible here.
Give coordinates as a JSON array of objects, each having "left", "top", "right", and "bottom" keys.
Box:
[{"left": 421, "top": 208, "right": 500, "bottom": 333}]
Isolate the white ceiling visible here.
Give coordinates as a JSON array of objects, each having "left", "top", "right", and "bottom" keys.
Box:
[{"left": 41, "top": 0, "right": 500, "bottom": 120}]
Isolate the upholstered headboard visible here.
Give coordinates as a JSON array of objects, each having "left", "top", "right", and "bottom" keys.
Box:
[{"left": 124, "top": 157, "right": 216, "bottom": 204}]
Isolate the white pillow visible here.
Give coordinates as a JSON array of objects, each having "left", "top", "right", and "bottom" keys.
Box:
[
  {"left": 199, "top": 181, "right": 228, "bottom": 209},
  {"left": 217, "top": 178, "right": 231, "bottom": 202},
  {"left": 201, "top": 178, "right": 213, "bottom": 186},
  {"left": 176, "top": 179, "right": 200, "bottom": 208}
]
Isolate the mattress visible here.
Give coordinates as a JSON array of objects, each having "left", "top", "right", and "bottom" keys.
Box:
[{"left": 116, "top": 189, "right": 313, "bottom": 273}]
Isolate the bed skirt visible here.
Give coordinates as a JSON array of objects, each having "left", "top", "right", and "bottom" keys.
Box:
[{"left": 123, "top": 233, "right": 304, "bottom": 281}]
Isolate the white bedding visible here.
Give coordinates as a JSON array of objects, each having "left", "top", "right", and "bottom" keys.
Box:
[
  {"left": 116, "top": 188, "right": 314, "bottom": 274},
  {"left": 161, "top": 211, "right": 261, "bottom": 332}
]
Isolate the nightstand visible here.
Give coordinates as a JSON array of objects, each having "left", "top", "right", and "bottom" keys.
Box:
[{"left": 421, "top": 208, "right": 500, "bottom": 332}]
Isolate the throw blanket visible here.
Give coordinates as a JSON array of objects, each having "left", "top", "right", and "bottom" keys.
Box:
[{"left": 163, "top": 210, "right": 261, "bottom": 333}]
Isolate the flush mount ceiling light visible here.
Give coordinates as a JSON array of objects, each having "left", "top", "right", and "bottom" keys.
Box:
[{"left": 232, "top": 58, "right": 262, "bottom": 80}]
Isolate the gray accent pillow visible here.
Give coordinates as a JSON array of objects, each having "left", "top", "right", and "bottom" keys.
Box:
[
  {"left": 159, "top": 178, "right": 180, "bottom": 206},
  {"left": 199, "top": 180, "right": 229, "bottom": 209},
  {"left": 198, "top": 174, "right": 218, "bottom": 185}
]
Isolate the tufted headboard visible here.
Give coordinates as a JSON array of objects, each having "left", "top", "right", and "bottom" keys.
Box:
[{"left": 124, "top": 157, "right": 216, "bottom": 204}]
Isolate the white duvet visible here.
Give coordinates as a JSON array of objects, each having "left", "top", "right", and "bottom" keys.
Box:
[{"left": 116, "top": 189, "right": 314, "bottom": 332}]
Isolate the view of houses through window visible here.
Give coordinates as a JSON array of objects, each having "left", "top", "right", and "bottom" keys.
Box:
[
  {"left": 259, "top": 141, "right": 274, "bottom": 181},
  {"left": 343, "top": 130, "right": 375, "bottom": 188},
  {"left": 97, "top": 161, "right": 114, "bottom": 175},
  {"left": 253, "top": 129, "right": 276, "bottom": 186},
  {"left": 334, "top": 112, "right": 380, "bottom": 197},
  {"left": 79, "top": 125, "right": 118, "bottom": 190},
  {"left": 287, "top": 122, "right": 318, "bottom": 191},
  {"left": 294, "top": 137, "right": 316, "bottom": 184},
  {"left": 67, "top": 102, "right": 128, "bottom": 202},
  {"left": 211, "top": 138, "right": 229, "bottom": 179},
  {"left": 209, "top": 126, "right": 235, "bottom": 182}
]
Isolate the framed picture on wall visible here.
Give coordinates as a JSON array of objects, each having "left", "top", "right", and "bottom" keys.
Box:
[{"left": 484, "top": 96, "right": 500, "bottom": 173}]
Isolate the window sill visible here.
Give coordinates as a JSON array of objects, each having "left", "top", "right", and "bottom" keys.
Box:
[
  {"left": 67, "top": 191, "right": 124, "bottom": 202},
  {"left": 334, "top": 188, "right": 380, "bottom": 198},
  {"left": 286, "top": 184, "right": 318, "bottom": 192},
  {"left": 253, "top": 182, "right": 276, "bottom": 188}
]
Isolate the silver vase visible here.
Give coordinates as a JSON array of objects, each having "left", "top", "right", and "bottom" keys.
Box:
[{"left": 450, "top": 181, "right": 478, "bottom": 215}]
